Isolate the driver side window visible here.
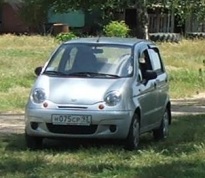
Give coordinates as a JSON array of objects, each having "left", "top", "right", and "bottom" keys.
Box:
[{"left": 138, "top": 50, "right": 152, "bottom": 80}]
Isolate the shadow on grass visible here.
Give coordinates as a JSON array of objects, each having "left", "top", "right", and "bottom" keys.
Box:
[
  {"left": 2, "top": 138, "right": 205, "bottom": 178},
  {"left": 135, "top": 159, "right": 205, "bottom": 178},
  {"left": 0, "top": 152, "right": 47, "bottom": 177},
  {"left": 0, "top": 115, "right": 205, "bottom": 178},
  {"left": 0, "top": 149, "right": 204, "bottom": 178},
  {"left": 2, "top": 133, "right": 125, "bottom": 152},
  {"left": 140, "top": 114, "right": 205, "bottom": 156},
  {"left": 2, "top": 114, "right": 205, "bottom": 154}
]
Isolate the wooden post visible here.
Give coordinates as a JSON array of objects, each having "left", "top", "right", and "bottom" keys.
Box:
[
  {"left": 167, "top": 12, "right": 170, "bottom": 32},
  {"left": 170, "top": 5, "right": 175, "bottom": 33}
]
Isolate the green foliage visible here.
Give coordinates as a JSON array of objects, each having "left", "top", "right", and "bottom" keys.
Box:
[
  {"left": 50, "top": 0, "right": 205, "bottom": 27},
  {"left": 103, "top": 21, "right": 130, "bottom": 37},
  {"left": 18, "top": 0, "right": 205, "bottom": 36},
  {"left": 173, "top": 0, "right": 205, "bottom": 24},
  {"left": 55, "top": 32, "right": 77, "bottom": 42}
]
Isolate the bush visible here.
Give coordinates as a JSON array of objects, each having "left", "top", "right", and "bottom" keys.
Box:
[
  {"left": 103, "top": 21, "right": 130, "bottom": 37},
  {"left": 55, "top": 32, "right": 77, "bottom": 42}
]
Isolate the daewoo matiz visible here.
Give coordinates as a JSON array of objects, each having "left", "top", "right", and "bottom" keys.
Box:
[{"left": 25, "top": 37, "right": 171, "bottom": 150}]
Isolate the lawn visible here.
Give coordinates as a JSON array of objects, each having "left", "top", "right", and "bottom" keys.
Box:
[
  {"left": 0, "top": 35, "right": 205, "bottom": 178},
  {"left": 159, "top": 39, "right": 205, "bottom": 98},
  {"left": 0, "top": 115, "right": 205, "bottom": 178},
  {"left": 1, "top": 35, "right": 205, "bottom": 112},
  {"left": 0, "top": 35, "right": 57, "bottom": 113}
]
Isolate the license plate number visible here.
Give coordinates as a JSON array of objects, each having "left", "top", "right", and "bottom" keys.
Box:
[{"left": 51, "top": 114, "right": 92, "bottom": 126}]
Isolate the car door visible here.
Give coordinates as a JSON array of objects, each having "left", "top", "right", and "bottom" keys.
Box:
[
  {"left": 132, "top": 44, "right": 158, "bottom": 132},
  {"left": 147, "top": 47, "right": 169, "bottom": 125}
]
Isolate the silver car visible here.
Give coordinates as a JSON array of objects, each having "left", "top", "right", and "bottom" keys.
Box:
[{"left": 25, "top": 37, "right": 171, "bottom": 150}]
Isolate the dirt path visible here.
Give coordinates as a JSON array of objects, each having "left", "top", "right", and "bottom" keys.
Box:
[
  {"left": 1, "top": 94, "right": 205, "bottom": 135},
  {"left": 171, "top": 93, "right": 205, "bottom": 115},
  {"left": 0, "top": 114, "right": 24, "bottom": 134}
]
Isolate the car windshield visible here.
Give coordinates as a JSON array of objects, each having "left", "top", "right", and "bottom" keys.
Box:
[{"left": 44, "top": 43, "right": 133, "bottom": 78}]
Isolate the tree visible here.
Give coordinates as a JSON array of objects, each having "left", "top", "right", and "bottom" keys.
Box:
[
  {"left": 20, "top": 0, "right": 53, "bottom": 33},
  {"left": 172, "top": 0, "right": 205, "bottom": 25},
  {"left": 49, "top": 0, "right": 150, "bottom": 38},
  {"left": 20, "top": 0, "right": 205, "bottom": 37}
]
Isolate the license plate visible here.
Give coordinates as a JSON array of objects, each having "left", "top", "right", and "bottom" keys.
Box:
[{"left": 51, "top": 114, "right": 92, "bottom": 126}]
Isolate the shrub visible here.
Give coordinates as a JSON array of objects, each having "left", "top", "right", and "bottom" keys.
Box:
[
  {"left": 55, "top": 32, "right": 77, "bottom": 42},
  {"left": 103, "top": 21, "right": 130, "bottom": 37}
]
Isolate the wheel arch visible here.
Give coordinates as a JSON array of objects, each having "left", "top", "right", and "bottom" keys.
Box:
[{"left": 134, "top": 107, "right": 141, "bottom": 126}]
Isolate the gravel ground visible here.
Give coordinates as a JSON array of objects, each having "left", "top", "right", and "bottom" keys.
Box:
[{"left": 1, "top": 96, "right": 205, "bottom": 135}]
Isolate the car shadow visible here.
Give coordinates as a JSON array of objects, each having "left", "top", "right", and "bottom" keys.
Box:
[{"left": 2, "top": 133, "right": 126, "bottom": 152}]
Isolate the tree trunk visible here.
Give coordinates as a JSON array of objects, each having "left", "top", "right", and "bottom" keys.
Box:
[{"left": 135, "top": 0, "right": 149, "bottom": 39}]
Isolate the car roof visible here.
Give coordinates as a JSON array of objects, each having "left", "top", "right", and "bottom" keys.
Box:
[{"left": 64, "top": 37, "right": 155, "bottom": 46}]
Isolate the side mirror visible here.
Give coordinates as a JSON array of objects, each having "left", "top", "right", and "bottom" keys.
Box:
[
  {"left": 34, "top": 66, "right": 42, "bottom": 76},
  {"left": 144, "top": 70, "right": 157, "bottom": 80}
]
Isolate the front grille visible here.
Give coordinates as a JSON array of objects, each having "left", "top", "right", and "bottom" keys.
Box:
[
  {"left": 46, "top": 123, "right": 97, "bottom": 134},
  {"left": 57, "top": 106, "right": 88, "bottom": 109}
]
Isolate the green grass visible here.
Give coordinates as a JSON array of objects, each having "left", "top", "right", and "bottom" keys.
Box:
[
  {"left": 1, "top": 36, "right": 205, "bottom": 177},
  {"left": 0, "top": 35, "right": 205, "bottom": 111},
  {"left": 0, "top": 34, "right": 57, "bottom": 113},
  {"left": 0, "top": 115, "right": 205, "bottom": 177},
  {"left": 159, "top": 39, "right": 205, "bottom": 98}
]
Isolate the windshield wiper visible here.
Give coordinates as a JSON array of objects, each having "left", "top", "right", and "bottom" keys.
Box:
[
  {"left": 100, "top": 73, "right": 121, "bottom": 78},
  {"left": 68, "top": 72, "right": 120, "bottom": 78},
  {"left": 43, "top": 70, "right": 68, "bottom": 76}
]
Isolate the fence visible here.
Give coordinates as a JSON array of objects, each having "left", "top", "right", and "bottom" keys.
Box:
[
  {"left": 185, "top": 15, "right": 205, "bottom": 33},
  {"left": 148, "top": 13, "right": 174, "bottom": 33}
]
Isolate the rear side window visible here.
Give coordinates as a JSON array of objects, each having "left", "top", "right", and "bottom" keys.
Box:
[{"left": 147, "top": 48, "right": 164, "bottom": 74}]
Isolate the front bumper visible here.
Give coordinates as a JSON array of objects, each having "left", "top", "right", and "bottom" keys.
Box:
[{"left": 25, "top": 108, "right": 132, "bottom": 139}]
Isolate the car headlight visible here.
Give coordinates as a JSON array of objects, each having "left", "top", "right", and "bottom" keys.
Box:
[
  {"left": 104, "top": 91, "right": 121, "bottom": 106},
  {"left": 32, "top": 88, "right": 46, "bottom": 103}
]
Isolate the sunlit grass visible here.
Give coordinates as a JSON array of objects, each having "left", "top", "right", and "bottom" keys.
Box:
[
  {"left": 159, "top": 39, "right": 205, "bottom": 70},
  {"left": 0, "top": 35, "right": 205, "bottom": 112},
  {"left": 158, "top": 39, "right": 205, "bottom": 98},
  {"left": 167, "top": 69, "right": 205, "bottom": 98},
  {"left": 0, "top": 35, "right": 57, "bottom": 113}
]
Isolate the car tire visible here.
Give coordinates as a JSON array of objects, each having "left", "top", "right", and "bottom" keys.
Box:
[
  {"left": 125, "top": 113, "right": 140, "bottom": 151},
  {"left": 149, "top": 33, "right": 181, "bottom": 43},
  {"left": 186, "top": 32, "right": 205, "bottom": 39},
  {"left": 153, "top": 108, "right": 169, "bottom": 140},
  {"left": 25, "top": 133, "right": 43, "bottom": 150}
]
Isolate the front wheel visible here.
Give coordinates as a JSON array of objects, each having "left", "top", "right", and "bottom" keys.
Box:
[
  {"left": 153, "top": 108, "right": 170, "bottom": 140},
  {"left": 25, "top": 133, "right": 43, "bottom": 150},
  {"left": 125, "top": 113, "right": 140, "bottom": 151}
]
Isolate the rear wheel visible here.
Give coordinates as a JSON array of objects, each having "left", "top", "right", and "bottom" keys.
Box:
[
  {"left": 25, "top": 133, "right": 43, "bottom": 150},
  {"left": 153, "top": 109, "right": 169, "bottom": 140},
  {"left": 125, "top": 113, "right": 140, "bottom": 151}
]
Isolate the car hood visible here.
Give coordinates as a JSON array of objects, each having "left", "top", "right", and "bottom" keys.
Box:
[{"left": 34, "top": 75, "right": 127, "bottom": 105}]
